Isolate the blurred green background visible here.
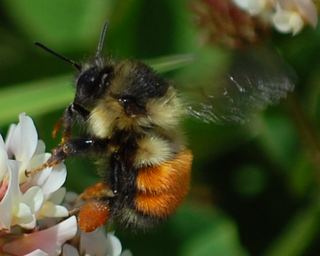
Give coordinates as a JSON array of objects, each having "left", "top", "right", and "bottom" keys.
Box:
[{"left": 1, "top": 0, "right": 320, "bottom": 255}]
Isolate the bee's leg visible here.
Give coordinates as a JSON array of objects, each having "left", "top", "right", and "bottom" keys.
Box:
[
  {"left": 110, "top": 153, "right": 121, "bottom": 195},
  {"left": 59, "top": 103, "right": 90, "bottom": 144},
  {"left": 80, "top": 182, "right": 115, "bottom": 200},
  {"left": 109, "top": 154, "right": 134, "bottom": 196},
  {"left": 50, "top": 137, "right": 107, "bottom": 165},
  {"left": 78, "top": 199, "right": 110, "bottom": 232},
  {"left": 52, "top": 104, "right": 74, "bottom": 142},
  {"left": 76, "top": 179, "right": 114, "bottom": 233},
  {"left": 52, "top": 117, "right": 63, "bottom": 139},
  {"left": 26, "top": 137, "right": 108, "bottom": 176}
]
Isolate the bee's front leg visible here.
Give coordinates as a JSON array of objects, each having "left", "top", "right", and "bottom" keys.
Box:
[
  {"left": 50, "top": 137, "right": 108, "bottom": 165},
  {"left": 52, "top": 103, "right": 90, "bottom": 143},
  {"left": 59, "top": 103, "right": 90, "bottom": 143},
  {"left": 26, "top": 138, "right": 108, "bottom": 177}
]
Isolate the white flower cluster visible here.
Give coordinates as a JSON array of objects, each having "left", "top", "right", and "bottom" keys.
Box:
[
  {"left": 62, "top": 192, "right": 132, "bottom": 256},
  {"left": 0, "top": 113, "right": 68, "bottom": 230},
  {"left": 233, "top": 0, "right": 318, "bottom": 35},
  {"left": 63, "top": 228, "right": 132, "bottom": 256},
  {"left": 0, "top": 113, "right": 76, "bottom": 255},
  {"left": 0, "top": 114, "right": 131, "bottom": 256}
]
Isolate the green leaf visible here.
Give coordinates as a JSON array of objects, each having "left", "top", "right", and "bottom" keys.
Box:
[
  {"left": 175, "top": 204, "right": 249, "bottom": 256},
  {"left": 145, "top": 54, "right": 194, "bottom": 73},
  {"left": 182, "top": 223, "right": 248, "bottom": 256},
  {"left": 232, "top": 165, "right": 268, "bottom": 198},
  {"left": 264, "top": 196, "right": 320, "bottom": 256},
  {"left": 118, "top": 204, "right": 248, "bottom": 256},
  {"left": 3, "top": 0, "right": 115, "bottom": 50},
  {"left": 0, "top": 75, "right": 73, "bottom": 124},
  {"left": 253, "top": 112, "right": 299, "bottom": 170},
  {"left": 287, "top": 154, "right": 314, "bottom": 198}
]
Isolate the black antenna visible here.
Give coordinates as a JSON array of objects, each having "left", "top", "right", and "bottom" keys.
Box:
[
  {"left": 96, "top": 22, "right": 108, "bottom": 58},
  {"left": 34, "top": 42, "right": 82, "bottom": 71}
]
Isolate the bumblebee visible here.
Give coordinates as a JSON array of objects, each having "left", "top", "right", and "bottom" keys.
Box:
[
  {"left": 33, "top": 23, "right": 294, "bottom": 232},
  {"left": 33, "top": 23, "right": 192, "bottom": 231}
]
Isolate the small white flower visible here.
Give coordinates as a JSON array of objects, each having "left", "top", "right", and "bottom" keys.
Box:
[
  {"left": 292, "top": 0, "right": 318, "bottom": 27},
  {"left": 2, "top": 216, "right": 78, "bottom": 255},
  {"left": 0, "top": 113, "right": 68, "bottom": 230},
  {"left": 233, "top": 0, "right": 268, "bottom": 15},
  {"left": 272, "top": 4, "right": 304, "bottom": 34},
  {"left": 232, "top": 0, "right": 318, "bottom": 34},
  {"left": 62, "top": 192, "right": 132, "bottom": 256},
  {"left": 0, "top": 114, "right": 130, "bottom": 256},
  {"left": 25, "top": 249, "right": 49, "bottom": 256},
  {"left": 62, "top": 228, "right": 132, "bottom": 256},
  {"left": 0, "top": 114, "right": 77, "bottom": 255}
]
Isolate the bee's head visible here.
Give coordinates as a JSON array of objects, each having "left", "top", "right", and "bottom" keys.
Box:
[
  {"left": 74, "top": 64, "right": 114, "bottom": 110},
  {"left": 35, "top": 22, "right": 112, "bottom": 112},
  {"left": 75, "top": 22, "right": 113, "bottom": 110}
]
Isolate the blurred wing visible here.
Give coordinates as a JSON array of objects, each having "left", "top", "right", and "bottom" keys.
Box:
[{"left": 182, "top": 48, "right": 295, "bottom": 124}]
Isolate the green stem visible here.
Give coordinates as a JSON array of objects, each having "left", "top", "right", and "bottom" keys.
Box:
[{"left": 264, "top": 195, "right": 320, "bottom": 256}]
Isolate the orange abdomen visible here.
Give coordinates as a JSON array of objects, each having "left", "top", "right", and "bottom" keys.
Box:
[{"left": 135, "top": 149, "right": 193, "bottom": 218}]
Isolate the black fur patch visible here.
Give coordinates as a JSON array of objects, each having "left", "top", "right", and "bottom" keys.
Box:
[
  {"left": 106, "top": 129, "right": 139, "bottom": 212},
  {"left": 116, "top": 208, "right": 166, "bottom": 230},
  {"left": 122, "top": 62, "right": 169, "bottom": 105}
]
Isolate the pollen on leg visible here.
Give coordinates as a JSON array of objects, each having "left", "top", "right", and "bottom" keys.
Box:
[
  {"left": 80, "top": 182, "right": 114, "bottom": 200},
  {"left": 51, "top": 117, "right": 63, "bottom": 139},
  {"left": 78, "top": 200, "right": 110, "bottom": 232}
]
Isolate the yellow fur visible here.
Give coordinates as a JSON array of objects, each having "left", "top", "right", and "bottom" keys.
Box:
[
  {"left": 134, "top": 135, "right": 174, "bottom": 168},
  {"left": 143, "top": 87, "right": 184, "bottom": 129},
  {"left": 88, "top": 86, "right": 184, "bottom": 139},
  {"left": 88, "top": 97, "right": 121, "bottom": 138}
]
